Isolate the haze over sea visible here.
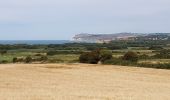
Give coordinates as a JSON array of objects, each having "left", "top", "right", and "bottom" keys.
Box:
[{"left": 0, "top": 40, "right": 71, "bottom": 45}]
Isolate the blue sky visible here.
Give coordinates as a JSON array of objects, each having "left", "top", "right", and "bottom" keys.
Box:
[{"left": 0, "top": 0, "right": 170, "bottom": 40}]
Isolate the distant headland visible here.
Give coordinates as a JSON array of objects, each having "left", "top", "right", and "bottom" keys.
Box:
[{"left": 73, "top": 33, "right": 170, "bottom": 43}]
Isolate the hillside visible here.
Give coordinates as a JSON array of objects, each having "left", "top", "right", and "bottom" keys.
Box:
[
  {"left": 73, "top": 33, "right": 170, "bottom": 43},
  {"left": 0, "top": 64, "right": 170, "bottom": 100}
]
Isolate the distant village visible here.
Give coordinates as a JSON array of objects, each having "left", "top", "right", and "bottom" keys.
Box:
[{"left": 73, "top": 33, "right": 170, "bottom": 43}]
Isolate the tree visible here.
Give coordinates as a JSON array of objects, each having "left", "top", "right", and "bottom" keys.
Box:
[
  {"left": 123, "top": 51, "right": 138, "bottom": 62},
  {"left": 79, "top": 49, "right": 113, "bottom": 64}
]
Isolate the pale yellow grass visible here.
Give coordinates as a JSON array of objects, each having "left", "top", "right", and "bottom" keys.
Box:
[{"left": 0, "top": 64, "right": 170, "bottom": 100}]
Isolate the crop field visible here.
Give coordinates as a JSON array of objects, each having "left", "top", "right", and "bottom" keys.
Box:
[{"left": 0, "top": 64, "right": 170, "bottom": 100}]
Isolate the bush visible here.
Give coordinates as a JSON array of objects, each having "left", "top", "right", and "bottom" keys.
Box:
[
  {"left": 34, "top": 53, "right": 43, "bottom": 56},
  {"left": 0, "top": 50, "right": 7, "bottom": 55},
  {"left": 79, "top": 49, "right": 113, "bottom": 64},
  {"left": 13, "top": 57, "right": 18, "bottom": 63},
  {"left": 139, "top": 54, "right": 150, "bottom": 59},
  {"left": 86, "top": 46, "right": 99, "bottom": 51},
  {"left": 103, "top": 58, "right": 136, "bottom": 66},
  {"left": 0, "top": 60, "right": 8, "bottom": 64},
  {"left": 102, "top": 59, "right": 115, "bottom": 65},
  {"left": 47, "top": 50, "right": 82, "bottom": 55},
  {"left": 100, "top": 50, "right": 113, "bottom": 63},
  {"left": 79, "top": 50, "right": 100, "bottom": 64},
  {"left": 39, "top": 56, "right": 48, "bottom": 61},
  {"left": 48, "top": 58, "right": 64, "bottom": 63},
  {"left": 13, "top": 57, "right": 24, "bottom": 63},
  {"left": 47, "top": 51, "right": 57, "bottom": 56},
  {"left": 153, "top": 49, "right": 170, "bottom": 59},
  {"left": 88, "top": 51, "right": 100, "bottom": 64},
  {"left": 122, "top": 51, "right": 138, "bottom": 62},
  {"left": 79, "top": 52, "right": 90, "bottom": 63},
  {"left": 137, "top": 63, "right": 170, "bottom": 69},
  {"left": 149, "top": 46, "right": 163, "bottom": 50},
  {"left": 25, "top": 56, "right": 32, "bottom": 63}
]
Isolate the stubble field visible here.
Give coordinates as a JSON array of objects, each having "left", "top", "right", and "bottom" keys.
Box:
[{"left": 0, "top": 64, "right": 170, "bottom": 100}]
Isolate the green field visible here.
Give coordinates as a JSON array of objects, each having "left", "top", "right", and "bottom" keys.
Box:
[{"left": 0, "top": 39, "right": 170, "bottom": 69}]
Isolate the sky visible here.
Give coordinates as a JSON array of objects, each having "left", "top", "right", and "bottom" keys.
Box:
[{"left": 0, "top": 0, "right": 170, "bottom": 40}]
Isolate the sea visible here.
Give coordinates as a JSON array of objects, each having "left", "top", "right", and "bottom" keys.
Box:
[{"left": 0, "top": 40, "right": 72, "bottom": 45}]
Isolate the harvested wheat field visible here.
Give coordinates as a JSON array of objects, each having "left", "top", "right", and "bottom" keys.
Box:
[{"left": 0, "top": 64, "right": 170, "bottom": 100}]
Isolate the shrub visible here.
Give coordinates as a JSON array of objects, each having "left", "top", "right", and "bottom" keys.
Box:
[
  {"left": 100, "top": 50, "right": 113, "bottom": 63},
  {"left": 79, "top": 52, "right": 90, "bottom": 63},
  {"left": 139, "top": 54, "right": 150, "bottom": 59},
  {"left": 149, "top": 46, "right": 163, "bottom": 50},
  {"left": 86, "top": 46, "right": 99, "bottom": 51},
  {"left": 137, "top": 63, "right": 170, "bottom": 69},
  {"left": 25, "top": 56, "right": 32, "bottom": 63},
  {"left": 107, "top": 45, "right": 124, "bottom": 50},
  {"left": 0, "top": 60, "right": 8, "bottom": 64},
  {"left": 122, "top": 51, "right": 138, "bottom": 62},
  {"left": 13, "top": 57, "right": 18, "bottom": 63},
  {"left": 79, "top": 49, "right": 113, "bottom": 64},
  {"left": 34, "top": 53, "right": 42, "bottom": 56},
  {"left": 79, "top": 50, "right": 100, "bottom": 64},
  {"left": 88, "top": 51, "right": 100, "bottom": 64},
  {"left": 102, "top": 59, "right": 115, "bottom": 65},
  {"left": 47, "top": 50, "right": 82, "bottom": 55},
  {"left": 0, "top": 50, "right": 7, "bottom": 55},
  {"left": 39, "top": 56, "right": 48, "bottom": 61},
  {"left": 153, "top": 49, "right": 170, "bottom": 59},
  {"left": 103, "top": 58, "right": 136, "bottom": 66},
  {"left": 13, "top": 57, "right": 24, "bottom": 63},
  {"left": 48, "top": 58, "right": 64, "bottom": 63},
  {"left": 47, "top": 51, "right": 57, "bottom": 56}
]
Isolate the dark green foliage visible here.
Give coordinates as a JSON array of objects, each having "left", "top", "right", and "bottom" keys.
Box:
[
  {"left": 0, "top": 50, "right": 7, "bottom": 55},
  {"left": 103, "top": 57, "right": 170, "bottom": 69},
  {"left": 13, "top": 57, "right": 18, "bottom": 63},
  {"left": 139, "top": 54, "right": 150, "bottom": 59},
  {"left": 40, "top": 56, "right": 48, "bottom": 61},
  {"left": 47, "top": 58, "right": 64, "bottom": 63},
  {"left": 153, "top": 49, "right": 170, "bottom": 59},
  {"left": 0, "top": 38, "right": 170, "bottom": 69},
  {"left": 100, "top": 50, "right": 113, "bottom": 63},
  {"left": 47, "top": 51, "right": 57, "bottom": 56},
  {"left": 149, "top": 46, "right": 163, "bottom": 50},
  {"left": 88, "top": 50, "right": 100, "bottom": 64},
  {"left": 12, "top": 57, "right": 24, "bottom": 63},
  {"left": 107, "top": 45, "right": 127, "bottom": 50},
  {"left": 25, "top": 56, "right": 32, "bottom": 63},
  {"left": 122, "top": 51, "right": 138, "bottom": 62},
  {"left": 79, "top": 50, "right": 100, "bottom": 64},
  {"left": 34, "top": 53, "right": 42, "bottom": 56},
  {"left": 137, "top": 63, "right": 170, "bottom": 69},
  {"left": 103, "top": 58, "right": 136, "bottom": 66},
  {"left": 79, "top": 49, "right": 113, "bottom": 64},
  {"left": 47, "top": 50, "right": 82, "bottom": 55},
  {"left": 0, "top": 60, "right": 8, "bottom": 64},
  {"left": 79, "top": 52, "right": 90, "bottom": 63},
  {"left": 102, "top": 59, "right": 115, "bottom": 65},
  {"left": 86, "top": 46, "right": 99, "bottom": 51}
]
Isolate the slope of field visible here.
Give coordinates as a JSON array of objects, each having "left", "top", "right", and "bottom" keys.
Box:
[{"left": 0, "top": 64, "right": 170, "bottom": 100}]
